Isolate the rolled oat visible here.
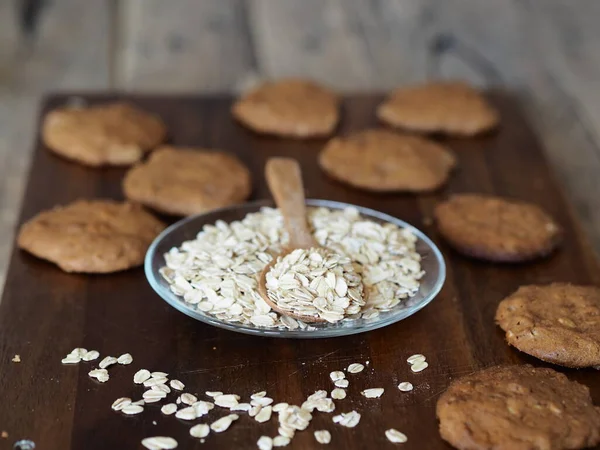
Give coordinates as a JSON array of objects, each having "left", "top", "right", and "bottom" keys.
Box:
[
  {"left": 160, "top": 207, "right": 423, "bottom": 329},
  {"left": 265, "top": 247, "right": 365, "bottom": 323},
  {"left": 314, "top": 430, "right": 331, "bottom": 444}
]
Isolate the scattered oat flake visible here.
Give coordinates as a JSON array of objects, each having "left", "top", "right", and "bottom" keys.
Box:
[
  {"left": 134, "top": 369, "right": 151, "bottom": 384},
  {"left": 117, "top": 353, "right": 133, "bottom": 365},
  {"left": 144, "top": 377, "right": 168, "bottom": 387},
  {"left": 398, "top": 382, "right": 413, "bottom": 392},
  {"left": 152, "top": 384, "right": 171, "bottom": 394},
  {"left": 141, "top": 436, "right": 178, "bottom": 449},
  {"left": 273, "top": 402, "right": 289, "bottom": 412},
  {"left": 11, "top": 354, "right": 20, "bottom": 363},
  {"left": 193, "top": 400, "right": 214, "bottom": 416},
  {"left": 314, "top": 430, "right": 331, "bottom": 444},
  {"left": 215, "top": 394, "right": 240, "bottom": 408},
  {"left": 152, "top": 371, "right": 168, "bottom": 378},
  {"left": 331, "top": 388, "right": 346, "bottom": 400},
  {"left": 407, "top": 354, "right": 426, "bottom": 365},
  {"left": 99, "top": 356, "right": 118, "bottom": 369},
  {"left": 251, "top": 391, "right": 267, "bottom": 399},
  {"left": 82, "top": 350, "right": 99, "bottom": 361},
  {"left": 307, "top": 390, "right": 326, "bottom": 402},
  {"left": 273, "top": 435, "right": 291, "bottom": 447},
  {"left": 334, "top": 379, "right": 349, "bottom": 388},
  {"left": 386, "top": 429, "right": 408, "bottom": 443},
  {"left": 206, "top": 391, "right": 223, "bottom": 397},
  {"left": 347, "top": 363, "right": 364, "bottom": 373},
  {"left": 231, "top": 402, "right": 252, "bottom": 412},
  {"left": 411, "top": 361, "right": 429, "bottom": 373},
  {"left": 175, "top": 406, "right": 197, "bottom": 420},
  {"left": 70, "top": 348, "right": 88, "bottom": 358},
  {"left": 170, "top": 379, "right": 185, "bottom": 391},
  {"left": 252, "top": 396, "right": 274, "bottom": 407},
  {"left": 362, "top": 388, "right": 384, "bottom": 398},
  {"left": 88, "top": 368, "right": 109, "bottom": 382},
  {"left": 122, "top": 404, "right": 144, "bottom": 415},
  {"left": 329, "top": 371, "right": 345, "bottom": 381},
  {"left": 255, "top": 405, "right": 273, "bottom": 423},
  {"left": 211, "top": 414, "right": 238, "bottom": 432},
  {"left": 111, "top": 397, "right": 132, "bottom": 411},
  {"left": 279, "top": 426, "right": 295, "bottom": 439},
  {"left": 332, "top": 411, "right": 361, "bottom": 428},
  {"left": 249, "top": 405, "right": 261, "bottom": 417},
  {"left": 1, "top": 431, "right": 7, "bottom": 438},
  {"left": 61, "top": 354, "right": 81, "bottom": 364},
  {"left": 181, "top": 393, "right": 198, "bottom": 405},
  {"left": 143, "top": 389, "right": 167, "bottom": 403},
  {"left": 257, "top": 436, "right": 273, "bottom": 450},
  {"left": 190, "top": 423, "right": 210, "bottom": 439},
  {"left": 161, "top": 403, "right": 177, "bottom": 415}
]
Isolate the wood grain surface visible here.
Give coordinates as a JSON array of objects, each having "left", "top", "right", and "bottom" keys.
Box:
[
  {"left": 0, "top": 93, "right": 598, "bottom": 450},
  {"left": 2, "top": 1, "right": 600, "bottom": 296}
]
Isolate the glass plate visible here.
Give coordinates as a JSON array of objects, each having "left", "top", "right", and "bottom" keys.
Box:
[{"left": 145, "top": 199, "right": 446, "bottom": 339}]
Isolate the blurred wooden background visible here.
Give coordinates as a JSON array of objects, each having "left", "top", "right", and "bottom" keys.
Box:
[{"left": 1, "top": 0, "right": 600, "bottom": 290}]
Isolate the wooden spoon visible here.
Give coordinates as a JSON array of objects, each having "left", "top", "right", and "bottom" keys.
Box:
[{"left": 257, "top": 157, "right": 326, "bottom": 323}]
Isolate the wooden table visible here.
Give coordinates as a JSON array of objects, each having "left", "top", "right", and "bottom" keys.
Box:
[
  {"left": 1, "top": 1, "right": 600, "bottom": 448},
  {"left": 1, "top": 1, "right": 600, "bottom": 291},
  {"left": 1, "top": 91, "right": 599, "bottom": 450}
]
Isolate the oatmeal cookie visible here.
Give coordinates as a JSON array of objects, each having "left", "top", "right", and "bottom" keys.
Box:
[
  {"left": 496, "top": 283, "right": 600, "bottom": 368},
  {"left": 18, "top": 200, "right": 165, "bottom": 273},
  {"left": 437, "top": 365, "right": 600, "bottom": 450},
  {"left": 232, "top": 78, "right": 339, "bottom": 138},
  {"left": 318, "top": 129, "right": 456, "bottom": 192},
  {"left": 123, "top": 147, "right": 252, "bottom": 216},
  {"left": 42, "top": 102, "right": 166, "bottom": 167}
]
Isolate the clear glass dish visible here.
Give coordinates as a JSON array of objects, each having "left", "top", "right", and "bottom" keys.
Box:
[{"left": 145, "top": 199, "right": 446, "bottom": 339}]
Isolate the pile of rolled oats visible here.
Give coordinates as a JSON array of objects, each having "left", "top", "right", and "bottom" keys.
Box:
[
  {"left": 160, "top": 206, "right": 424, "bottom": 329},
  {"left": 63, "top": 348, "right": 424, "bottom": 448},
  {"left": 265, "top": 247, "right": 365, "bottom": 323}
]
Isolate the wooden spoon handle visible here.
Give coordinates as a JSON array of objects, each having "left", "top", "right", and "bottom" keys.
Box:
[{"left": 265, "top": 158, "right": 316, "bottom": 249}]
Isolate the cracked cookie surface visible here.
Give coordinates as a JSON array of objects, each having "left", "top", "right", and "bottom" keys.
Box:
[
  {"left": 18, "top": 200, "right": 165, "bottom": 273},
  {"left": 43, "top": 102, "right": 166, "bottom": 167},
  {"left": 434, "top": 194, "right": 561, "bottom": 262},
  {"left": 377, "top": 81, "right": 499, "bottom": 136},
  {"left": 319, "top": 129, "right": 456, "bottom": 192},
  {"left": 437, "top": 365, "right": 600, "bottom": 450},
  {"left": 496, "top": 283, "right": 600, "bottom": 368},
  {"left": 232, "top": 78, "right": 339, "bottom": 138}
]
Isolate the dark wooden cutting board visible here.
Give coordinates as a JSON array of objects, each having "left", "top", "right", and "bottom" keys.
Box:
[{"left": 1, "top": 93, "right": 599, "bottom": 450}]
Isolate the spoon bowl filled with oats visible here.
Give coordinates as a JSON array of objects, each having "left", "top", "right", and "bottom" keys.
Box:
[
  {"left": 257, "top": 158, "right": 366, "bottom": 323},
  {"left": 145, "top": 189, "right": 445, "bottom": 338}
]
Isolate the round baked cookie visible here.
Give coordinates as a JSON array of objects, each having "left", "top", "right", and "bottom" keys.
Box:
[
  {"left": 318, "top": 129, "right": 455, "bottom": 192},
  {"left": 434, "top": 194, "right": 561, "bottom": 262},
  {"left": 17, "top": 200, "right": 165, "bottom": 273},
  {"left": 123, "top": 147, "right": 252, "bottom": 216},
  {"left": 42, "top": 102, "right": 166, "bottom": 167},
  {"left": 231, "top": 78, "right": 339, "bottom": 138},
  {"left": 496, "top": 283, "right": 600, "bottom": 368},
  {"left": 377, "top": 81, "right": 499, "bottom": 136},
  {"left": 437, "top": 365, "right": 600, "bottom": 450}
]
